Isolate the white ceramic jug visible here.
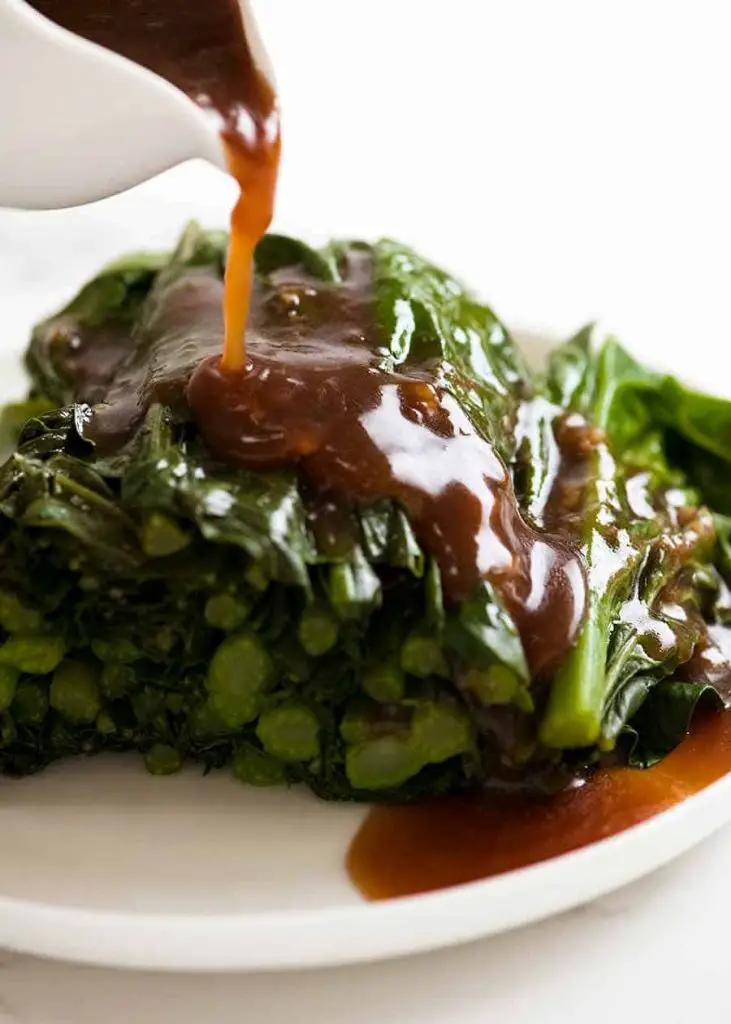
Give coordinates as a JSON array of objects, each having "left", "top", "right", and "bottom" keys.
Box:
[{"left": 0, "top": 0, "right": 269, "bottom": 209}]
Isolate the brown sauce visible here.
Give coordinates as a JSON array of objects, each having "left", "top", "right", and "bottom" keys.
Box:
[
  {"left": 186, "top": 255, "right": 587, "bottom": 673},
  {"left": 29, "top": 0, "right": 279, "bottom": 370},
  {"left": 30, "top": 0, "right": 586, "bottom": 671},
  {"left": 84, "top": 270, "right": 226, "bottom": 447},
  {"left": 678, "top": 623, "right": 731, "bottom": 694},
  {"left": 348, "top": 707, "right": 731, "bottom": 899},
  {"left": 58, "top": 242, "right": 587, "bottom": 673}
]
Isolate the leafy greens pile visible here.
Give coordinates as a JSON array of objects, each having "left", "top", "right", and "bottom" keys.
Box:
[{"left": 1, "top": 222, "right": 730, "bottom": 800}]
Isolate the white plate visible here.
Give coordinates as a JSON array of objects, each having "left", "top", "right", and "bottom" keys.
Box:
[
  {"left": 0, "top": 754, "right": 730, "bottom": 973},
  {"left": 1, "top": 88, "right": 730, "bottom": 967}
]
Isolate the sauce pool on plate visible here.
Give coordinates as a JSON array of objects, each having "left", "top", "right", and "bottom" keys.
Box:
[{"left": 348, "top": 708, "right": 731, "bottom": 899}]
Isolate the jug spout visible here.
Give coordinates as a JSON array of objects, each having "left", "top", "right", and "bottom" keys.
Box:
[{"left": 0, "top": 0, "right": 226, "bottom": 210}]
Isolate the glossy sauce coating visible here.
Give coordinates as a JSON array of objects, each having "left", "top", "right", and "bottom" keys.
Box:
[
  {"left": 678, "top": 623, "right": 731, "bottom": 694},
  {"left": 187, "top": 255, "right": 587, "bottom": 672},
  {"left": 85, "top": 271, "right": 226, "bottom": 447},
  {"left": 348, "top": 707, "right": 731, "bottom": 899},
  {"left": 30, "top": 0, "right": 279, "bottom": 369}
]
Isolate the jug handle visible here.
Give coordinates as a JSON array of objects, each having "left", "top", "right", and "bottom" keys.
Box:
[{"left": 0, "top": 0, "right": 226, "bottom": 210}]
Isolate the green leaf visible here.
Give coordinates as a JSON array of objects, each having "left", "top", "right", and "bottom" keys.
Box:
[
  {"left": 0, "top": 396, "right": 57, "bottom": 452},
  {"left": 358, "top": 502, "right": 424, "bottom": 578},
  {"left": 512, "top": 395, "right": 563, "bottom": 525},
  {"left": 25, "top": 222, "right": 226, "bottom": 415},
  {"left": 446, "top": 580, "right": 529, "bottom": 684},
  {"left": 546, "top": 330, "right": 675, "bottom": 485},
  {"left": 657, "top": 376, "right": 731, "bottom": 463},
  {"left": 626, "top": 680, "right": 724, "bottom": 768},
  {"left": 546, "top": 324, "right": 598, "bottom": 411},
  {"left": 541, "top": 330, "right": 713, "bottom": 750},
  {"left": 122, "top": 406, "right": 316, "bottom": 586},
  {"left": 326, "top": 546, "right": 382, "bottom": 621},
  {"left": 372, "top": 239, "right": 532, "bottom": 463},
  {"left": 254, "top": 234, "right": 339, "bottom": 281},
  {"left": 25, "top": 249, "right": 168, "bottom": 407}
]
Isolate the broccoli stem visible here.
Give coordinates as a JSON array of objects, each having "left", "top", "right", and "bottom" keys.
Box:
[
  {"left": 540, "top": 617, "right": 608, "bottom": 748},
  {"left": 539, "top": 433, "right": 644, "bottom": 749}
]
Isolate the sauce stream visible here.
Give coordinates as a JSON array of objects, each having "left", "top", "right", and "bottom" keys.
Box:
[
  {"left": 223, "top": 135, "right": 280, "bottom": 369},
  {"left": 29, "top": 0, "right": 280, "bottom": 369}
]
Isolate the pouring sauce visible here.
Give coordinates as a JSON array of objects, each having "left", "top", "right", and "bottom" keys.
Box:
[{"left": 29, "top": 0, "right": 279, "bottom": 370}]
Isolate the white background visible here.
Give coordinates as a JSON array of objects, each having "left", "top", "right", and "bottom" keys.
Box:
[{"left": 1, "top": 0, "right": 730, "bottom": 1019}]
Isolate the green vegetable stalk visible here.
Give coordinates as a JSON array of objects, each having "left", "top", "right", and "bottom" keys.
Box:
[
  {"left": 1, "top": 224, "right": 731, "bottom": 798},
  {"left": 539, "top": 329, "right": 729, "bottom": 759}
]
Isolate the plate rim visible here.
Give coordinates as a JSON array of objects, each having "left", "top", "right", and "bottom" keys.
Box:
[{"left": 0, "top": 767, "right": 729, "bottom": 972}]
